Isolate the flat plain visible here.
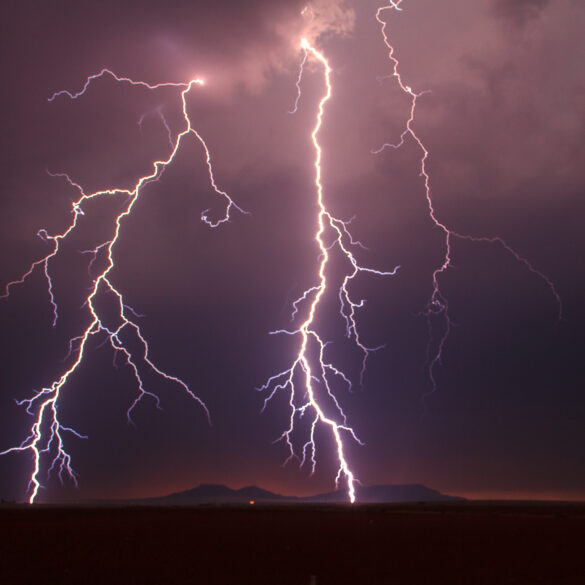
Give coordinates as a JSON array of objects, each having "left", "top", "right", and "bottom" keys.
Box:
[{"left": 1, "top": 502, "right": 583, "bottom": 584}]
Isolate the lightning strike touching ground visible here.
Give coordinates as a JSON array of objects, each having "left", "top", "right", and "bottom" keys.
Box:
[
  {"left": 1, "top": 69, "right": 246, "bottom": 503},
  {"left": 374, "top": 1, "right": 562, "bottom": 396},
  {"left": 259, "top": 38, "right": 399, "bottom": 504}
]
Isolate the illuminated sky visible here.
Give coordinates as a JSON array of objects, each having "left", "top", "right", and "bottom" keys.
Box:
[{"left": 1, "top": 0, "right": 584, "bottom": 503}]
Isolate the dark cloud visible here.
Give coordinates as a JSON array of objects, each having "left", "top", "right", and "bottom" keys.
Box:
[
  {"left": 491, "top": 0, "right": 551, "bottom": 27},
  {"left": 1, "top": 0, "right": 583, "bottom": 503}
]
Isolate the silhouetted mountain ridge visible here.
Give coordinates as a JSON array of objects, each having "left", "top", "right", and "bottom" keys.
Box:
[
  {"left": 142, "top": 483, "right": 464, "bottom": 504},
  {"left": 307, "top": 484, "right": 464, "bottom": 503}
]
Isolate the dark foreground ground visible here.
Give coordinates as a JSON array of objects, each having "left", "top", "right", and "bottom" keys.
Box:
[{"left": 1, "top": 502, "right": 584, "bottom": 585}]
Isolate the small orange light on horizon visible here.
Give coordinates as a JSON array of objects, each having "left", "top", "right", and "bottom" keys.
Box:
[{"left": 249, "top": 500, "right": 255, "bottom": 505}]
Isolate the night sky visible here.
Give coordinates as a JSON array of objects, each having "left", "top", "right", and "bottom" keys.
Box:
[{"left": 1, "top": 0, "right": 584, "bottom": 503}]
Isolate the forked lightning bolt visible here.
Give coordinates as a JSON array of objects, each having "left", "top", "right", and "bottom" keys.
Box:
[
  {"left": 2, "top": 3, "right": 563, "bottom": 506},
  {"left": 259, "top": 38, "right": 399, "bottom": 503},
  {"left": 374, "top": 1, "right": 562, "bottom": 394},
  {"left": 1, "top": 69, "right": 245, "bottom": 503}
]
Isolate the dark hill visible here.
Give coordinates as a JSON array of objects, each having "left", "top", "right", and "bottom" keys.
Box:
[
  {"left": 307, "top": 484, "right": 465, "bottom": 503},
  {"left": 142, "top": 484, "right": 293, "bottom": 505},
  {"left": 139, "top": 483, "right": 464, "bottom": 505}
]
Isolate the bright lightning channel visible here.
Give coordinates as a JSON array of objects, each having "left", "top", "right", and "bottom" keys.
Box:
[
  {"left": 374, "top": 1, "right": 562, "bottom": 395},
  {"left": 1, "top": 69, "right": 246, "bottom": 504},
  {"left": 258, "top": 38, "right": 399, "bottom": 504}
]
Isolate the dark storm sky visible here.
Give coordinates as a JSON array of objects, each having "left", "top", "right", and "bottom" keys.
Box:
[{"left": 1, "top": 0, "right": 583, "bottom": 503}]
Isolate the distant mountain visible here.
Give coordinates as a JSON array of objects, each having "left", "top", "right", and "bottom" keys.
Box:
[
  {"left": 306, "top": 484, "right": 465, "bottom": 503},
  {"left": 141, "top": 484, "right": 295, "bottom": 505},
  {"left": 139, "top": 483, "right": 464, "bottom": 505}
]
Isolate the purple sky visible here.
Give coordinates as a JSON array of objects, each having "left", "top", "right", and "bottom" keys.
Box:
[{"left": 1, "top": 0, "right": 584, "bottom": 502}]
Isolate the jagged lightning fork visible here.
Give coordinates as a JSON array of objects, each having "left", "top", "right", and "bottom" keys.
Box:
[
  {"left": 1, "top": 68, "right": 245, "bottom": 503},
  {"left": 373, "top": 1, "right": 562, "bottom": 395},
  {"left": 258, "top": 38, "right": 399, "bottom": 504}
]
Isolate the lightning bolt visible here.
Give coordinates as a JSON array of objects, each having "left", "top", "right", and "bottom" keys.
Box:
[
  {"left": 374, "top": 1, "right": 562, "bottom": 396},
  {"left": 1, "top": 68, "right": 246, "bottom": 503},
  {"left": 259, "top": 38, "right": 399, "bottom": 504},
  {"left": 2, "top": 3, "right": 563, "bottom": 506}
]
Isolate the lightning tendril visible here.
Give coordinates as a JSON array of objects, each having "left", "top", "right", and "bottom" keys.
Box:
[
  {"left": 1, "top": 69, "right": 246, "bottom": 503},
  {"left": 259, "top": 38, "right": 399, "bottom": 504},
  {"left": 2, "top": 2, "right": 564, "bottom": 505},
  {"left": 374, "top": 1, "right": 562, "bottom": 396}
]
